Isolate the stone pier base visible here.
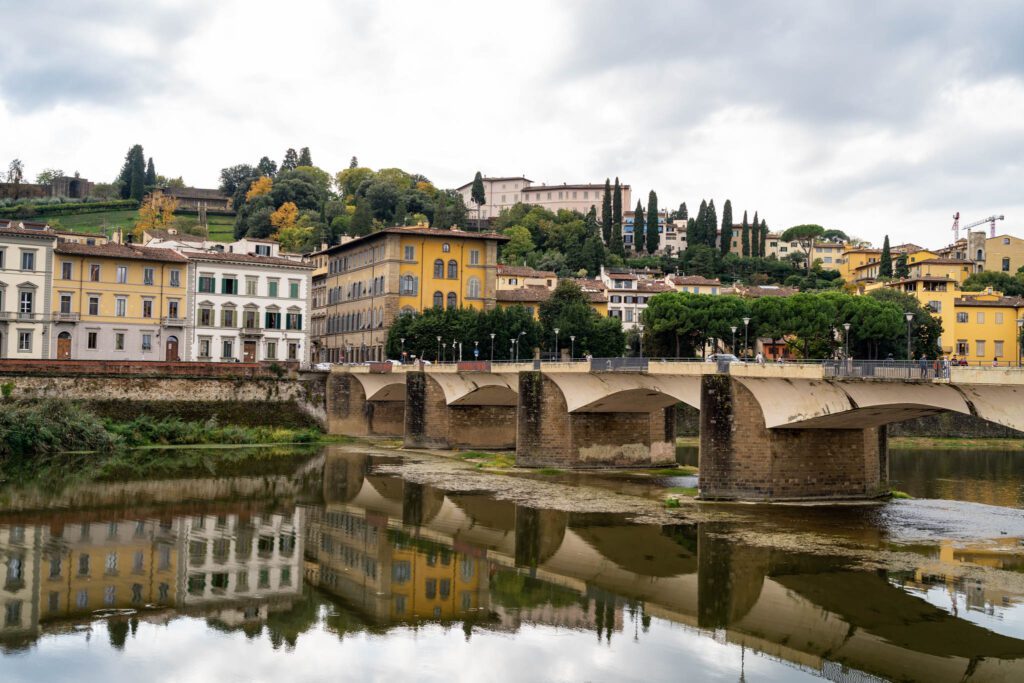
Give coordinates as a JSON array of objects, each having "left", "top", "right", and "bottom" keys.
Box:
[
  {"left": 404, "top": 372, "right": 517, "bottom": 450},
  {"left": 326, "top": 374, "right": 404, "bottom": 437}
]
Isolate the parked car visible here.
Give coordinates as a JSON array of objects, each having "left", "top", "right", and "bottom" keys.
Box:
[{"left": 706, "top": 353, "right": 740, "bottom": 363}]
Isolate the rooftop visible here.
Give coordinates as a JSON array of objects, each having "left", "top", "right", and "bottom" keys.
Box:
[
  {"left": 183, "top": 250, "right": 313, "bottom": 268},
  {"left": 497, "top": 264, "right": 556, "bottom": 278},
  {"left": 496, "top": 286, "right": 552, "bottom": 303},
  {"left": 455, "top": 176, "right": 532, "bottom": 190},
  {"left": 954, "top": 295, "right": 1024, "bottom": 308},
  {"left": 144, "top": 228, "right": 206, "bottom": 243},
  {"left": 671, "top": 275, "right": 722, "bottom": 286},
  {"left": 54, "top": 241, "right": 188, "bottom": 262},
  {"left": 523, "top": 183, "right": 629, "bottom": 192},
  {"left": 312, "top": 225, "right": 508, "bottom": 256}
]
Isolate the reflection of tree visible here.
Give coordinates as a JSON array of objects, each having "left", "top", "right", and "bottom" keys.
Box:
[
  {"left": 265, "top": 587, "right": 323, "bottom": 650},
  {"left": 488, "top": 569, "right": 582, "bottom": 610}
]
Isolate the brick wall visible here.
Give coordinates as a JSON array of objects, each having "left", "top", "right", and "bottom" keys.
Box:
[
  {"left": 0, "top": 359, "right": 296, "bottom": 379},
  {"left": 700, "top": 376, "right": 887, "bottom": 501}
]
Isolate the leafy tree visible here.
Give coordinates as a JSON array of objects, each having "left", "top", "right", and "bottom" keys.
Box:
[
  {"left": 720, "top": 199, "right": 733, "bottom": 256},
  {"left": 275, "top": 212, "right": 317, "bottom": 253},
  {"left": 962, "top": 271, "right": 1024, "bottom": 297},
  {"left": 779, "top": 224, "right": 825, "bottom": 274},
  {"left": 740, "top": 210, "right": 750, "bottom": 257},
  {"left": 894, "top": 253, "right": 910, "bottom": 279},
  {"left": 246, "top": 176, "right": 273, "bottom": 201},
  {"left": 632, "top": 201, "right": 645, "bottom": 255},
  {"left": 501, "top": 226, "right": 535, "bottom": 265},
  {"left": 298, "top": 147, "right": 313, "bottom": 167},
  {"left": 5, "top": 159, "right": 25, "bottom": 198},
  {"left": 293, "top": 165, "right": 333, "bottom": 199},
  {"left": 270, "top": 201, "right": 299, "bottom": 232},
  {"left": 219, "top": 164, "right": 258, "bottom": 196},
  {"left": 540, "top": 281, "right": 625, "bottom": 357},
  {"left": 133, "top": 192, "right": 178, "bottom": 238},
  {"left": 145, "top": 157, "right": 157, "bottom": 187},
  {"left": 281, "top": 148, "right": 299, "bottom": 172},
  {"left": 867, "top": 287, "right": 942, "bottom": 358},
  {"left": 750, "top": 211, "right": 760, "bottom": 257},
  {"left": 35, "top": 168, "right": 64, "bottom": 186},
  {"left": 580, "top": 233, "right": 606, "bottom": 276},
  {"left": 601, "top": 178, "right": 612, "bottom": 243},
  {"left": 386, "top": 306, "right": 542, "bottom": 362},
  {"left": 393, "top": 197, "right": 407, "bottom": 226},
  {"left": 879, "top": 235, "right": 893, "bottom": 278},
  {"left": 257, "top": 156, "right": 278, "bottom": 177},
  {"left": 334, "top": 166, "right": 375, "bottom": 200},
  {"left": 646, "top": 190, "right": 659, "bottom": 254},
  {"left": 431, "top": 189, "right": 468, "bottom": 229},
  {"left": 350, "top": 198, "right": 373, "bottom": 236}
]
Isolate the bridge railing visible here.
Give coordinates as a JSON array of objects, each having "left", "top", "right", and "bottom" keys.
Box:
[{"left": 823, "top": 359, "right": 948, "bottom": 380}]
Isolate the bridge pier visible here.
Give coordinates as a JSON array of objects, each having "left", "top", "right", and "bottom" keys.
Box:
[
  {"left": 699, "top": 375, "right": 888, "bottom": 501},
  {"left": 404, "top": 372, "right": 517, "bottom": 450},
  {"left": 326, "top": 373, "right": 405, "bottom": 437},
  {"left": 516, "top": 371, "right": 677, "bottom": 468}
]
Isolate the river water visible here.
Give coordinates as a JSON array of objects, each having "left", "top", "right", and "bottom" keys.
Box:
[{"left": 1, "top": 445, "right": 1023, "bottom": 682}]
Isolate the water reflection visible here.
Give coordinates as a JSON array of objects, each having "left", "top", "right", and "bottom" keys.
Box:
[{"left": 1, "top": 447, "right": 1024, "bottom": 682}]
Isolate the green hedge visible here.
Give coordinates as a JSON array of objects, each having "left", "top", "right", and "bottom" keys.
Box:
[{"left": 0, "top": 199, "right": 139, "bottom": 218}]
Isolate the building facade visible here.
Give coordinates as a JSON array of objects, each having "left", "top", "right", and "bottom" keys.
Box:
[
  {"left": 50, "top": 242, "right": 188, "bottom": 361},
  {"left": 311, "top": 226, "right": 506, "bottom": 363},
  {"left": 455, "top": 175, "right": 628, "bottom": 224},
  {"left": 0, "top": 224, "right": 57, "bottom": 358}
]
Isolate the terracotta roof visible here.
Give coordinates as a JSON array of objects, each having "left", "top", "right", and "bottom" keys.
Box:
[
  {"left": 54, "top": 229, "right": 106, "bottom": 239},
  {"left": 570, "top": 278, "right": 606, "bottom": 291},
  {"left": 954, "top": 295, "right": 1024, "bottom": 308},
  {"left": 607, "top": 272, "right": 638, "bottom": 280},
  {"left": 497, "top": 264, "right": 556, "bottom": 278},
  {"left": 239, "top": 237, "right": 279, "bottom": 244},
  {"left": 911, "top": 258, "right": 974, "bottom": 266},
  {"left": 740, "top": 285, "right": 798, "bottom": 297},
  {"left": 637, "top": 281, "right": 674, "bottom": 293},
  {"left": 455, "top": 176, "right": 532, "bottom": 190},
  {"left": 522, "top": 183, "right": 628, "bottom": 191},
  {"left": 671, "top": 275, "right": 721, "bottom": 286},
  {"left": 54, "top": 242, "right": 188, "bottom": 262},
  {"left": 496, "top": 287, "right": 552, "bottom": 303},
  {"left": 145, "top": 228, "right": 205, "bottom": 243},
  {"left": 0, "top": 226, "right": 58, "bottom": 240},
  {"left": 312, "top": 226, "right": 509, "bottom": 256},
  {"left": 184, "top": 250, "right": 313, "bottom": 268}
]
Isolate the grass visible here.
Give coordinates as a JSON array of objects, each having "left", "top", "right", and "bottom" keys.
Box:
[
  {"left": 664, "top": 498, "right": 682, "bottom": 508},
  {"left": 890, "top": 436, "right": 1024, "bottom": 451},
  {"left": 456, "top": 450, "right": 515, "bottom": 469},
  {"left": 619, "top": 465, "right": 699, "bottom": 476},
  {"left": 537, "top": 468, "right": 564, "bottom": 475},
  {"left": 890, "top": 490, "right": 914, "bottom": 499},
  {"left": 47, "top": 210, "right": 237, "bottom": 242},
  {"left": 666, "top": 486, "right": 699, "bottom": 496},
  {"left": 675, "top": 436, "right": 699, "bottom": 447}
]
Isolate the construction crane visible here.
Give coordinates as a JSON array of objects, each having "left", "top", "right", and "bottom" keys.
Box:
[{"left": 952, "top": 212, "right": 1004, "bottom": 241}]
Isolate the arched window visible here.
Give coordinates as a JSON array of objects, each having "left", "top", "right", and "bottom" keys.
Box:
[
  {"left": 442, "top": 243, "right": 451, "bottom": 253},
  {"left": 977, "top": 249, "right": 984, "bottom": 261},
  {"left": 447, "top": 292, "right": 457, "bottom": 310},
  {"left": 447, "top": 259, "right": 458, "bottom": 279},
  {"left": 400, "top": 274, "right": 416, "bottom": 295},
  {"left": 433, "top": 291, "right": 444, "bottom": 309},
  {"left": 433, "top": 259, "right": 444, "bottom": 278},
  {"left": 467, "top": 276, "right": 481, "bottom": 299}
]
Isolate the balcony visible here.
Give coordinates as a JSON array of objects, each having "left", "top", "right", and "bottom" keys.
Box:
[
  {"left": 54, "top": 311, "right": 80, "bottom": 323},
  {"left": 241, "top": 326, "right": 263, "bottom": 337},
  {"left": 161, "top": 316, "right": 186, "bottom": 327}
]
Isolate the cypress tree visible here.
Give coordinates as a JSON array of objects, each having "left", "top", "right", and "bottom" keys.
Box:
[
  {"left": 646, "top": 190, "right": 659, "bottom": 254},
  {"left": 691, "top": 200, "right": 708, "bottom": 247},
  {"left": 281, "top": 148, "right": 299, "bottom": 172},
  {"left": 117, "top": 144, "right": 146, "bottom": 200},
  {"left": 759, "top": 219, "right": 767, "bottom": 257},
  {"left": 632, "top": 201, "right": 645, "bottom": 254},
  {"left": 145, "top": 157, "right": 156, "bottom": 187},
  {"left": 895, "top": 252, "right": 910, "bottom": 279},
  {"left": 601, "top": 178, "right": 612, "bottom": 244},
  {"left": 610, "top": 221, "right": 624, "bottom": 258},
  {"left": 585, "top": 206, "right": 599, "bottom": 237},
  {"left": 720, "top": 199, "right": 733, "bottom": 256},
  {"left": 741, "top": 210, "right": 750, "bottom": 257},
  {"left": 678, "top": 202, "right": 687, "bottom": 221},
  {"left": 298, "top": 147, "right": 313, "bottom": 167},
  {"left": 612, "top": 177, "right": 622, "bottom": 239},
  {"left": 879, "top": 235, "right": 893, "bottom": 277},
  {"left": 750, "top": 211, "right": 760, "bottom": 257},
  {"left": 705, "top": 200, "right": 718, "bottom": 248}
]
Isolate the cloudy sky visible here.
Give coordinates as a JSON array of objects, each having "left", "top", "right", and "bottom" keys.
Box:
[{"left": 2, "top": 0, "right": 1023, "bottom": 247}]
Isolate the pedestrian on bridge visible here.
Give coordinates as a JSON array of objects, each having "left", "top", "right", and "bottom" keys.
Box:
[{"left": 919, "top": 354, "right": 928, "bottom": 378}]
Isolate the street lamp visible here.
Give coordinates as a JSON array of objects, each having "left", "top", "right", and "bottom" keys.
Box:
[
  {"left": 436, "top": 335, "right": 442, "bottom": 362},
  {"left": 843, "top": 323, "right": 851, "bottom": 359},
  {"left": 554, "top": 327, "right": 560, "bottom": 361},
  {"left": 474, "top": 340, "right": 479, "bottom": 360},
  {"left": 638, "top": 323, "right": 645, "bottom": 358},
  {"left": 516, "top": 330, "right": 525, "bottom": 362},
  {"left": 509, "top": 338, "right": 514, "bottom": 360},
  {"left": 489, "top": 332, "right": 496, "bottom": 361},
  {"left": 730, "top": 325, "right": 737, "bottom": 355},
  {"left": 570, "top": 335, "right": 576, "bottom": 360},
  {"left": 443, "top": 342, "right": 448, "bottom": 363},
  {"left": 742, "top": 317, "right": 751, "bottom": 361},
  {"left": 905, "top": 312, "right": 914, "bottom": 361},
  {"left": 400, "top": 337, "right": 405, "bottom": 363}
]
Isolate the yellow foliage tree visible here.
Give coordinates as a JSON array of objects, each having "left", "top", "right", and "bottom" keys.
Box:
[
  {"left": 133, "top": 192, "right": 179, "bottom": 239},
  {"left": 246, "top": 175, "right": 273, "bottom": 201},
  {"left": 275, "top": 211, "right": 316, "bottom": 253},
  {"left": 270, "top": 201, "right": 299, "bottom": 232}
]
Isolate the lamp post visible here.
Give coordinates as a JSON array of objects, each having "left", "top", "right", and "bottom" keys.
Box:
[
  {"left": 474, "top": 340, "right": 479, "bottom": 360},
  {"left": 509, "top": 339, "right": 514, "bottom": 360},
  {"left": 570, "top": 335, "right": 576, "bottom": 360},
  {"left": 516, "top": 331, "right": 525, "bottom": 362},
  {"left": 443, "top": 342, "right": 448, "bottom": 363},
  {"left": 400, "top": 337, "right": 405, "bottom": 363},
  {"left": 730, "top": 325, "right": 737, "bottom": 355},
  {"left": 436, "top": 335, "right": 441, "bottom": 363},
  {"left": 489, "top": 332, "right": 495, "bottom": 361},
  {"left": 843, "top": 323, "right": 851, "bottom": 359},
  {"left": 554, "top": 327, "right": 560, "bottom": 361},
  {"left": 905, "top": 311, "right": 914, "bottom": 361},
  {"left": 638, "top": 323, "right": 644, "bottom": 358},
  {"left": 742, "top": 317, "right": 750, "bottom": 361}
]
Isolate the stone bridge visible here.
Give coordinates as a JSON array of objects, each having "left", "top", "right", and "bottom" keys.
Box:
[{"left": 327, "top": 362, "right": 1024, "bottom": 501}]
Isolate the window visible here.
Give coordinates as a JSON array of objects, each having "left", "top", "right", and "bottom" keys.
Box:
[
  {"left": 266, "top": 341, "right": 277, "bottom": 359},
  {"left": 976, "top": 340, "right": 986, "bottom": 357},
  {"left": 199, "top": 338, "right": 211, "bottom": 358},
  {"left": 288, "top": 342, "right": 298, "bottom": 360},
  {"left": 222, "top": 339, "right": 234, "bottom": 358},
  {"left": 59, "top": 293, "right": 72, "bottom": 314},
  {"left": 87, "top": 332, "right": 98, "bottom": 349},
  {"left": 448, "top": 260, "right": 458, "bottom": 279},
  {"left": 168, "top": 300, "right": 179, "bottom": 318},
  {"left": 141, "top": 333, "right": 152, "bottom": 351},
  {"left": 90, "top": 264, "right": 101, "bottom": 281},
  {"left": 957, "top": 312, "right": 968, "bottom": 323},
  {"left": 928, "top": 300, "right": 941, "bottom": 312},
  {"left": 289, "top": 281, "right": 300, "bottom": 298},
  {"left": 468, "top": 277, "right": 481, "bottom": 298},
  {"left": 268, "top": 279, "right": 279, "bottom": 297},
  {"left": 255, "top": 244, "right": 271, "bottom": 256},
  {"left": 200, "top": 307, "right": 213, "bottom": 326},
  {"left": 265, "top": 311, "right": 281, "bottom": 329},
  {"left": 143, "top": 267, "right": 155, "bottom": 285},
  {"left": 116, "top": 265, "right": 127, "bottom": 283},
  {"left": 433, "top": 259, "right": 444, "bottom": 278},
  {"left": 115, "top": 297, "right": 126, "bottom": 317},
  {"left": 142, "top": 299, "right": 153, "bottom": 318},
  {"left": 404, "top": 245, "right": 415, "bottom": 260},
  {"left": 447, "top": 292, "right": 457, "bottom": 309},
  {"left": 977, "top": 312, "right": 985, "bottom": 324},
  {"left": 442, "top": 243, "right": 451, "bottom": 253},
  {"left": 61, "top": 261, "right": 72, "bottom": 279},
  {"left": 170, "top": 269, "right": 181, "bottom": 287},
  {"left": 400, "top": 274, "right": 417, "bottom": 295},
  {"left": 198, "top": 275, "right": 215, "bottom": 293},
  {"left": 470, "top": 249, "right": 480, "bottom": 265},
  {"left": 19, "top": 290, "right": 33, "bottom": 314},
  {"left": 243, "top": 309, "right": 258, "bottom": 328},
  {"left": 1003, "top": 258, "right": 1011, "bottom": 272},
  {"left": 21, "top": 251, "right": 35, "bottom": 271},
  {"left": 18, "top": 331, "right": 31, "bottom": 351},
  {"left": 996, "top": 313, "right": 1004, "bottom": 324},
  {"left": 433, "top": 291, "right": 443, "bottom": 309},
  {"left": 995, "top": 340, "right": 1004, "bottom": 357},
  {"left": 246, "top": 277, "right": 257, "bottom": 296},
  {"left": 115, "top": 332, "right": 125, "bottom": 351},
  {"left": 221, "top": 277, "right": 238, "bottom": 295},
  {"left": 221, "top": 308, "right": 235, "bottom": 327},
  {"left": 286, "top": 312, "right": 302, "bottom": 330}
]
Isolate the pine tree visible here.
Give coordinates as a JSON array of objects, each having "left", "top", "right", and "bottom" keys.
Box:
[
  {"left": 750, "top": 211, "right": 760, "bottom": 257},
  {"left": 759, "top": 219, "right": 767, "bottom": 257},
  {"left": 612, "top": 177, "right": 622, "bottom": 239},
  {"left": 601, "top": 178, "right": 612, "bottom": 243},
  {"left": 705, "top": 200, "right": 718, "bottom": 249},
  {"left": 741, "top": 210, "right": 750, "bottom": 257},
  {"left": 257, "top": 156, "right": 277, "bottom": 177},
  {"left": 646, "top": 190, "right": 659, "bottom": 254},
  {"left": 145, "top": 157, "right": 156, "bottom": 187},
  {"left": 351, "top": 198, "right": 373, "bottom": 235},
  {"left": 632, "top": 201, "right": 645, "bottom": 255},
  {"left": 298, "top": 147, "right": 312, "bottom": 167},
  {"left": 281, "top": 148, "right": 299, "bottom": 172},
  {"left": 349, "top": 156, "right": 359, "bottom": 169},
  {"left": 879, "top": 235, "right": 893, "bottom": 277},
  {"left": 720, "top": 199, "right": 733, "bottom": 256}
]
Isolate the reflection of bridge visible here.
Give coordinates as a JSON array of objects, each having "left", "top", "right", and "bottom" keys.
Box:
[
  {"left": 304, "top": 452, "right": 1024, "bottom": 683},
  {"left": 327, "top": 362, "right": 1024, "bottom": 501}
]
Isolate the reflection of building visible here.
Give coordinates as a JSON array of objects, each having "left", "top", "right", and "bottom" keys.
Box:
[{"left": 1, "top": 525, "right": 41, "bottom": 643}]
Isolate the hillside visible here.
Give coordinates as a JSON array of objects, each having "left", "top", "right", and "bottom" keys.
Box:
[{"left": 48, "top": 210, "right": 237, "bottom": 242}]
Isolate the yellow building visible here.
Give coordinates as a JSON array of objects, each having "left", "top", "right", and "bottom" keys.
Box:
[
  {"left": 52, "top": 243, "right": 189, "bottom": 361},
  {"left": 951, "top": 290, "right": 1024, "bottom": 364},
  {"left": 388, "top": 539, "right": 484, "bottom": 622},
  {"left": 496, "top": 265, "right": 555, "bottom": 290},
  {"left": 310, "top": 226, "right": 508, "bottom": 363},
  {"left": 981, "top": 234, "right": 1024, "bottom": 274},
  {"left": 839, "top": 248, "right": 882, "bottom": 282},
  {"left": 872, "top": 276, "right": 961, "bottom": 353},
  {"left": 907, "top": 258, "right": 974, "bottom": 285}
]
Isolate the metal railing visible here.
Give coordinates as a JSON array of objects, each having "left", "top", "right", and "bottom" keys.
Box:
[
  {"left": 161, "top": 316, "right": 187, "bottom": 327},
  {"left": 824, "top": 359, "right": 948, "bottom": 380}
]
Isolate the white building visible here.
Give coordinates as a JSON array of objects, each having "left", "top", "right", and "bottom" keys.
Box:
[
  {"left": 456, "top": 175, "right": 629, "bottom": 223},
  {"left": 599, "top": 266, "right": 674, "bottom": 330},
  {"left": 0, "top": 222, "right": 57, "bottom": 359}
]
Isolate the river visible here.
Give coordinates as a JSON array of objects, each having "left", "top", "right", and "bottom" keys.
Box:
[{"left": 1, "top": 444, "right": 1023, "bottom": 682}]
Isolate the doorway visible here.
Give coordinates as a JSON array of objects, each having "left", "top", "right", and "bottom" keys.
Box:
[
  {"left": 165, "top": 335, "right": 179, "bottom": 361},
  {"left": 57, "top": 331, "right": 72, "bottom": 360},
  {"left": 243, "top": 340, "right": 257, "bottom": 363}
]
